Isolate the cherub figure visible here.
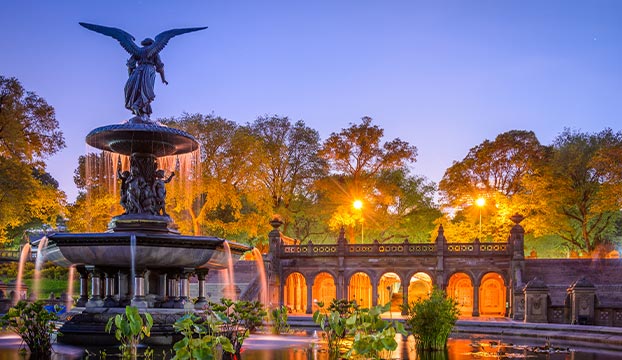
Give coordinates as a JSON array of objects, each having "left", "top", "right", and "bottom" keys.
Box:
[
  {"left": 117, "top": 170, "right": 131, "bottom": 214},
  {"left": 153, "top": 169, "right": 175, "bottom": 216},
  {"left": 126, "top": 168, "right": 145, "bottom": 214}
]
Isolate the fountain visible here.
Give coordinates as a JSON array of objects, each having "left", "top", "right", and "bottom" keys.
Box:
[{"left": 29, "top": 22, "right": 252, "bottom": 345}]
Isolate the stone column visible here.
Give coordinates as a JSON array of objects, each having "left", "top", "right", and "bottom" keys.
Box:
[
  {"left": 306, "top": 281, "right": 313, "bottom": 314},
  {"left": 372, "top": 280, "right": 378, "bottom": 307},
  {"left": 131, "top": 270, "right": 148, "bottom": 308},
  {"left": 86, "top": 266, "right": 104, "bottom": 308},
  {"left": 195, "top": 270, "right": 208, "bottom": 309},
  {"left": 401, "top": 281, "right": 409, "bottom": 315},
  {"left": 76, "top": 267, "right": 89, "bottom": 307},
  {"left": 524, "top": 277, "right": 549, "bottom": 323},
  {"left": 471, "top": 283, "right": 480, "bottom": 317},
  {"left": 103, "top": 271, "right": 117, "bottom": 307},
  {"left": 117, "top": 271, "right": 130, "bottom": 306},
  {"left": 569, "top": 277, "right": 596, "bottom": 325},
  {"left": 158, "top": 273, "right": 167, "bottom": 301}
]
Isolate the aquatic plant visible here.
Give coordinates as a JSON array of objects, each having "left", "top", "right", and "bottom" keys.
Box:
[
  {"left": 269, "top": 305, "right": 290, "bottom": 334},
  {"left": 172, "top": 313, "right": 234, "bottom": 360},
  {"left": 0, "top": 300, "right": 59, "bottom": 359},
  {"left": 105, "top": 305, "right": 153, "bottom": 358},
  {"left": 402, "top": 288, "right": 459, "bottom": 351}
]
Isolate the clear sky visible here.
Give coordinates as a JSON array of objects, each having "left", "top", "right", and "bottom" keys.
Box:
[{"left": 2, "top": 1, "right": 621, "bottom": 202}]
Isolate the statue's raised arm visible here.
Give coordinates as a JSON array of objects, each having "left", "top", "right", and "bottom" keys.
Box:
[{"left": 79, "top": 22, "right": 207, "bottom": 123}]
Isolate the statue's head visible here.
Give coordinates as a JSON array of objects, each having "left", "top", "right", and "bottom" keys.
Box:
[
  {"left": 141, "top": 38, "right": 154, "bottom": 46},
  {"left": 155, "top": 169, "right": 165, "bottom": 178}
]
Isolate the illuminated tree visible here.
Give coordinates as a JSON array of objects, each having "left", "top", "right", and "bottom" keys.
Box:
[
  {"left": 439, "top": 130, "right": 546, "bottom": 241},
  {"left": 529, "top": 129, "right": 622, "bottom": 253},
  {"left": 248, "top": 116, "right": 326, "bottom": 237},
  {"left": 0, "top": 77, "right": 66, "bottom": 245},
  {"left": 318, "top": 117, "right": 421, "bottom": 242},
  {"left": 160, "top": 114, "right": 271, "bottom": 244}
]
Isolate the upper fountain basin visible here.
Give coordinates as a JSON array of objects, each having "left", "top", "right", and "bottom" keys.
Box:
[
  {"left": 86, "top": 122, "right": 199, "bottom": 157},
  {"left": 36, "top": 232, "right": 251, "bottom": 270}
]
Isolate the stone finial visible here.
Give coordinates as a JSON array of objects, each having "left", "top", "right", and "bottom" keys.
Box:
[
  {"left": 338, "top": 227, "right": 346, "bottom": 242},
  {"left": 270, "top": 215, "right": 283, "bottom": 230},
  {"left": 571, "top": 277, "right": 595, "bottom": 289},
  {"left": 438, "top": 224, "right": 445, "bottom": 236},
  {"left": 510, "top": 213, "right": 525, "bottom": 225},
  {"left": 524, "top": 277, "right": 548, "bottom": 290}
]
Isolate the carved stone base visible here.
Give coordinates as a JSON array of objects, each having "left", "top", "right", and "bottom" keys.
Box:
[
  {"left": 58, "top": 308, "right": 187, "bottom": 346},
  {"left": 108, "top": 214, "right": 179, "bottom": 234}
]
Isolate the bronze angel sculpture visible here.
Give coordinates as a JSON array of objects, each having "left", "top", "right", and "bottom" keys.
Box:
[{"left": 80, "top": 22, "right": 207, "bottom": 122}]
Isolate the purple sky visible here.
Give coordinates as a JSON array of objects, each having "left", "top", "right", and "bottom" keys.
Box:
[{"left": 2, "top": 1, "right": 621, "bottom": 202}]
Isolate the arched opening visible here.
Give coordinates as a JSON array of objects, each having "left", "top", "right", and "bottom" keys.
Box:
[
  {"left": 378, "top": 272, "right": 402, "bottom": 312},
  {"left": 312, "top": 272, "right": 336, "bottom": 311},
  {"left": 408, "top": 272, "right": 433, "bottom": 302},
  {"left": 479, "top": 272, "right": 506, "bottom": 316},
  {"left": 447, "top": 273, "right": 473, "bottom": 316},
  {"left": 348, "top": 272, "right": 372, "bottom": 308},
  {"left": 284, "top": 272, "right": 307, "bottom": 314}
]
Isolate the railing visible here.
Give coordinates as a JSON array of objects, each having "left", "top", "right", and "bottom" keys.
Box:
[
  {"left": 0, "top": 250, "right": 22, "bottom": 261},
  {"left": 280, "top": 239, "right": 508, "bottom": 257}
]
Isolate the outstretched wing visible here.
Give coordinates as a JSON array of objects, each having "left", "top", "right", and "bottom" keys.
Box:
[
  {"left": 148, "top": 27, "right": 208, "bottom": 58},
  {"left": 79, "top": 22, "right": 140, "bottom": 56}
]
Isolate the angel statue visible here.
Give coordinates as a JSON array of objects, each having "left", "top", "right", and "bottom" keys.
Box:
[{"left": 79, "top": 22, "right": 207, "bottom": 123}]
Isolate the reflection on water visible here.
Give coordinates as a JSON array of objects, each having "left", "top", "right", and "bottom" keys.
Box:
[{"left": 0, "top": 332, "right": 620, "bottom": 359}]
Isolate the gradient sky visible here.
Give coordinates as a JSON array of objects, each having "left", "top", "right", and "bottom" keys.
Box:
[{"left": 2, "top": 1, "right": 621, "bottom": 202}]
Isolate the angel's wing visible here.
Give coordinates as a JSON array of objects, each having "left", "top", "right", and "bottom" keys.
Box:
[
  {"left": 148, "top": 27, "right": 208, "bottom": 58},
  {"left": 79, "top": 22, "right": 140, "bottom": 56}
]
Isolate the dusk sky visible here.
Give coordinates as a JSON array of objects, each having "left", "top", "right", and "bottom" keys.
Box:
[{"left": 2, "top": 1, "right": 621, "bottom": 202}]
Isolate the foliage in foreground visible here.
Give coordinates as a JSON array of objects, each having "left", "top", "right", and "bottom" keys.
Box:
[
  {"left": 105, "top": 306, "right": 153, "bottom": 358},
  {"left": 172, "top": 313, "right": 234, "bottom": 360},
  {"left": 402, "top": 288, "right": 459, "bottom": 351},
  {"left": 207, "top": 298, "right": 267, "bottom": 358},
  {"left": 0, "top": 300, "right": 59, "bottom": 359},
  {"left": 269, "top": 305, "right": 290, "bottom": 334},
  {"left": 313, "top": 299, "right": 406, "bottom": 359}
]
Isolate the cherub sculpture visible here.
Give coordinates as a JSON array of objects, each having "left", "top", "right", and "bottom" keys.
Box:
[{"left": 79, "top": 22, "right": 207, "bottom": 122}]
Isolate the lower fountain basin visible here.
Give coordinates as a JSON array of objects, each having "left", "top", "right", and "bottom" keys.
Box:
[{"left": 37, "top": 232, "right": 251, "bottom": 270}]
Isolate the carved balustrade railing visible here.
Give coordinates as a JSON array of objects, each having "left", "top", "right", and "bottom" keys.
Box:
[{"left": 279, "top": 239, "right": 509, "bottom": 257}]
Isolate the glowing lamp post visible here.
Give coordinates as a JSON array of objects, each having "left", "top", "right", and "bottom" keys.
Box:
[
  {"left": 353, "top": 200, "right": 364, "bottom": 244},
  {"left": 475, "top": 197, "right": 485, "bottom": 239}
]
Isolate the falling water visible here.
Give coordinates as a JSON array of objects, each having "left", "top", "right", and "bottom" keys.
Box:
[
  {"left": 130, "top": 234, "right": 136, "bottom": 298},
  {"left": 33, "top": 236, "right": 49, "bottom": 301},
  {"left": 66, "top": 266, "right": 75, "bottom": 311},
  {"left": 14, "top": 244, "right": 31, "bottom": 305},
  {"left": 252, "top": 248, "right": 269, "bottom": 305},
  {"left": 223, "top": 241, "right": 237, "bottom": 301}
]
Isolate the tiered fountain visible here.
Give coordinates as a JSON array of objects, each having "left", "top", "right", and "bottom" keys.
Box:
[{"left": 31, "top": 22, "right": 251, "bottom": 345}]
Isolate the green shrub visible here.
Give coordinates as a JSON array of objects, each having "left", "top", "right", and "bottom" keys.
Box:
[
  {"left": 207, "top": 298, "right": 266, "bottom": 359},
  {"left": 172, "top": 313, "right": 234, "bottom": 360},
  {"left": 269, "top": 305, "right": 290, "bottom": 334},
  {"left": 105, "top": 306, "right": 153, "bottom": 358},
  {"left": 313, "top": 299, "right": 406, "bottom": 359},
  {"left": 0, "top": 300, "right": 59, "bottom": 359},
  {"left": 402, "top": 288, "right": 459, "bottom": 351}
]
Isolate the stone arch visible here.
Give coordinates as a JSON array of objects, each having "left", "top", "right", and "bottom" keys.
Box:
[
  {"left": 478, "top": 272, "right": 506, "bottom": 316},
  {"left": 347, "top": 271, "right": 372, "bottom": 308},
  {"left": 283, "top": 272, "right": 307, "bottom": 314},
  {"left": 447, "top": 272, "right": 474, "bottom": 316},
  {"left": 312, "top": 272, "right": 336, "bottom": 311},
  {"left": 377, "top": 272, "right": 403, "bottom": 312},
  {"left": 407, "top": 272, "right": 433, "bottom": 302}
]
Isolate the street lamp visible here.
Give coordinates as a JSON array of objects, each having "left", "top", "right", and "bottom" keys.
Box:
[
  {"left": 353, "top": 200, "right": 363, "bottom": 243},
  {"left": 475, "top": 197, "right": 485, "bottom": 239}
]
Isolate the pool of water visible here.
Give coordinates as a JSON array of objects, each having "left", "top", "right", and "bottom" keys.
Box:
[{"left": 0, "top": 332, "right": 620, "bottom": 359}]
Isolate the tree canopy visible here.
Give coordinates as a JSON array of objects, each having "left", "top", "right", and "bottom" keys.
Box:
[{"left": 0, "top": 77, "right": 66, "bottom": 245}]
